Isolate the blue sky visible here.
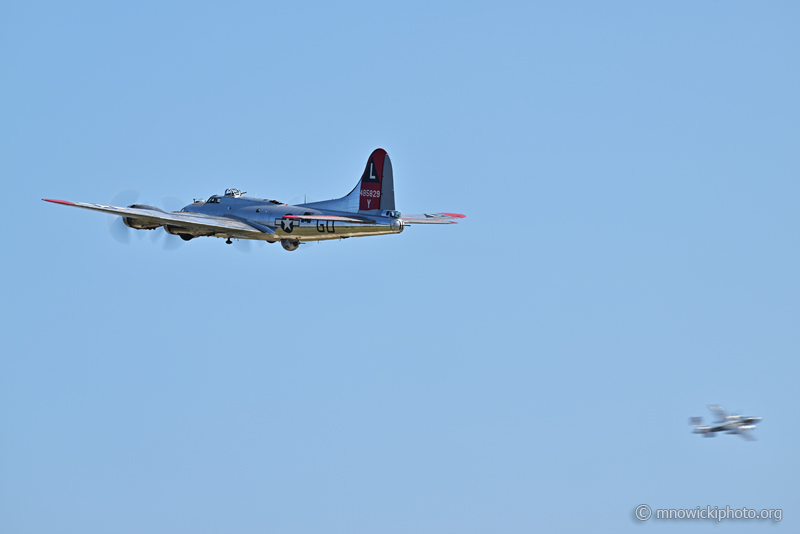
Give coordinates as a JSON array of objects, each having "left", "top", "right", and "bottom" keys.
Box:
[{"left": 1, "top": 1, "right": 798, "bottom": 532}]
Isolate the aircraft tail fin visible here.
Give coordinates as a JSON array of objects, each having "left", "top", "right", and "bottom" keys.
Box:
[{"left": 300, "top": 149, "right": 395, "bottom": 214}]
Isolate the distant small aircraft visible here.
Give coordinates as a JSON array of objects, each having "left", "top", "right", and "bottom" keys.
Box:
[
  {"left": 43, "top": 149, "right": 464, "bottom": 251},
  {"left": 690, "top": 405, "right": 762, "bottom": 441}
]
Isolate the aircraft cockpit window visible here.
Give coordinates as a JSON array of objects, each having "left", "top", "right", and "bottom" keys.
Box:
[{"left": 207, "top": 197, "right": 220, "bottom": 203}]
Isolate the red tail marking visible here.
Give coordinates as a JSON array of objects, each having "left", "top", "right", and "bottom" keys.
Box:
[
  {"left": 372, "top": 149, "right": 385, "bottom": 179},
  {"left": 359, "top": 149, "right": 387, "bottom": 211}
]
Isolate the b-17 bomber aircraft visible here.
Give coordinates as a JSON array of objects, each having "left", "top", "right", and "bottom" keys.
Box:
[
  {"left": 690, "top": 405, "right": 762, "bottom": 441},
  {"left": 43, "top": 149, "right": 465, "bottom": 251}
]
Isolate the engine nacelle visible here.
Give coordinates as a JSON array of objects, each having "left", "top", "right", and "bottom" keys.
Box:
[
  {"left": 122, "top": 217, "right": 161, "bottom": 230},
  {"left": 122, "top": 204, "right": 166, "bottom": 230},
  {"left": 163, "top": 225, "right": 186, "bottom": 236},
  {"left": 163, "top": 225, "right": 199, "bottom": 241}
]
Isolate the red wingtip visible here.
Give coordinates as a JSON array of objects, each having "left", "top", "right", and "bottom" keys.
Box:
[
  {"left": 43, "top": 199, "right": 75, "bottom": 206},
  {"left": 441, "top": 212, "right": 466, "bottom": 218}
]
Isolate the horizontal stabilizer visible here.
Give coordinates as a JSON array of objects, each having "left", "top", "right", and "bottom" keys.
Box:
[{"left": 401, "top": 212, "right": 466, "bottom": 224}]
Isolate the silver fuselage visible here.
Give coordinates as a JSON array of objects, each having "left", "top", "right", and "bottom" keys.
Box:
[
  {"left": 180, "top": 195, "right": 402, "bottom": 242},
  {"left": 693, "top": 416, "right": 762, "bottom": 434}
]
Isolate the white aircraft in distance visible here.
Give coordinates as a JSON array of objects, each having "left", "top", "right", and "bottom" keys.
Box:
[{"left": 690, "top": 405, "right": 762, "bottom": 441}]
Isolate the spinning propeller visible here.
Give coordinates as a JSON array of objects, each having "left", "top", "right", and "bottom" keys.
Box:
[{"left": 106, "top": 190, "right": 187, "bottom": 251}]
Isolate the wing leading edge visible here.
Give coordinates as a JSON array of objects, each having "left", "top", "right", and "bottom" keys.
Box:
[{"left": 43, "top": 199, "right": 275, "bottom": 239}]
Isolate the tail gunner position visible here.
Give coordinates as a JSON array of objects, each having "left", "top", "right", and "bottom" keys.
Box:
[{"left": 44, "top": 149, "right": 465, "bottom": 251}]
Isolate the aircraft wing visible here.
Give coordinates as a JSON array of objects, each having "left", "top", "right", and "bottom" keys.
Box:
[
  {"left": 401, "top": 212, "right": 466, "bottom": 224},
  {"left": 43, "top": 199, "right": 274, "bottom": 238},
  {"left": 708, "top": 405, "right": 729, "bottom": 422},
  {"left": 732, "top": 428, "right": 757, "bottom": 441}
]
